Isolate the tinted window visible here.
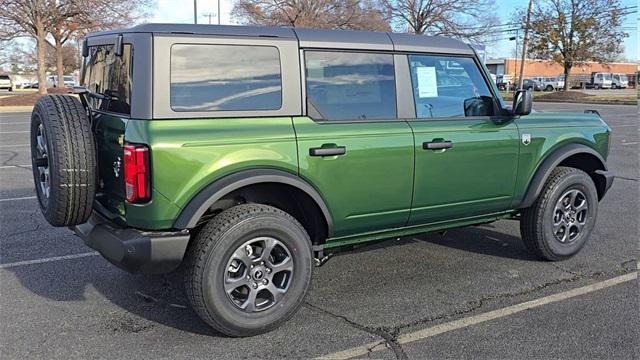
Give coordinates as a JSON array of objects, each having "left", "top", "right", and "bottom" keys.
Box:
[
  {"left": 408, "top": 55, "right": 494, "bottom": 118},
  {"left": 305, "top": 51, "right": 396, "bottom": 121},
  {"left": 0, "top": 75, "right": 9, "bottom": 80},
  {"left": 170, "top": 44, "right": 282, "bottom": 112},
  {"left": 82, "top": 44, "right": 133, "bottom": 115}
]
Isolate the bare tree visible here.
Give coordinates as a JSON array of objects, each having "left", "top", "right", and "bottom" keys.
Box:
[
  {"left": 233, "top": 0, "right": 390, "bottom": 31},
  {"left": 47, "top": 0, "right": 152, "bottom": 87},
  {"left": 525, "top": 0, "right": 628, "bottom": 90},
  {"left": 0, "top": 0, "right": 60, "bottom": 94},
  {"left": 379, "top": 0, "right": 497, "bottom": 41}
]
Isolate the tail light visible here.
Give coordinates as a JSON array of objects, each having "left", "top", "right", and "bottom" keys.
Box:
[{"left": 123, "top": 144, "right": 150, "bottom": 203}]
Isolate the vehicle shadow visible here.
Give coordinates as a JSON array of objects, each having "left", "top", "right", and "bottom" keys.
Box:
[
  {"left": 5, "top": 255, "right": 222, "bottom": 337},
  {"left": 4, "top": 224, "right": 534, "bottom": 337},
  {"left": 330, "top": 224, "right": 537, "bottom": 261}
]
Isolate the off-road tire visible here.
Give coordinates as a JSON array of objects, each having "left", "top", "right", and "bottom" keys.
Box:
[
  {"left": 184, "top": 204, "right": 313, "bottom": 336},
  {"left": 30, "top": 95, "right": 96, "bottom": 226},
  {"left": 520, "top": 167, "right": 598, "bottom": 261},
  {"left": 545, "top": 85, "right": 554, "bottom": 91}
]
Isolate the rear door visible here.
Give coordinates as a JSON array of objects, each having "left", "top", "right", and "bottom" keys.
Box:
[
  {"left": 294, "top": 50, "right": 414, "bottom": 237},
  {"left": 403, "top": 54, "right": 519, "bottom": 225},
  {"left": 81, "top": 41, "right": 134, "bottom": 216}
]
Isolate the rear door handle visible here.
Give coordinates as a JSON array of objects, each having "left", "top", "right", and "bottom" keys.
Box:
[
  {"left": 309, "top": 146, "right": 346, "bottom": 157},
  {"left": 423, "top": 141, "right": 453, "bottom": 150}
]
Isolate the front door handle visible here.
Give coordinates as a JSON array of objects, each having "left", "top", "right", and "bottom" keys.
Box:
[
  {"left": 423, "top": 140, "right": 453, "bottom": 150},
  {"left": 309, "top": 145, "right": 346, "bottom": 157}
]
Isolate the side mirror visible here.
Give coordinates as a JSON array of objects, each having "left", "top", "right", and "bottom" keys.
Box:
[{"left": 512, "top": 89, "right": 532, "bottom": 116}]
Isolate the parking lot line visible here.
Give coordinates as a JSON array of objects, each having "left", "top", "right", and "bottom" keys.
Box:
[
  {"left": 0, "top": 131, "right": 29, "bottom": 134},
  {"left": 0, "top": 196, "right": 36, "bottom": 202},
  {"left": 0, "top": 252, "right": 99, "bottom": 269},
  {"left": 317, "top": 271, "right": 638, "bottom": 360},
  {"left": 0, "top": 144, "right": 29, "bottom": 148},
  {"left": 0, "top": 164, "right": 31, "bottom": 169}
]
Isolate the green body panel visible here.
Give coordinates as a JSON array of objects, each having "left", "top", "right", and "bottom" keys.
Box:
[
  {"left": 293, "top": 116, "right": 414, "bottom": 237},
  {"left": 510, "top": 112, "right": 611, "bottom": 207},
  {"left": 407, "top": 118, "right": 520, "bottom": 224},
  {"left": 123, "top": 117, "right": 299, "bottom": 229},
  {"left": 93, "top": 109, "right": 610, "bottom": 244},
  {"left": 93, "top": 112, "right": 127, "bottom": 217}
]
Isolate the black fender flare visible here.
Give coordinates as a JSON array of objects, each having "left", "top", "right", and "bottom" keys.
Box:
[
  {"left": 518, "top": 143, "right": 610, "bottom": 209},
  {"left": 173, "top": 169, "right": 334, "bottom": 235}
]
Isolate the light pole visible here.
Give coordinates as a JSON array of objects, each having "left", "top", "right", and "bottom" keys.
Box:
[
  {"left": 194, "top": 0, "right": 198, "bottom": 24},
  {"left": 518, "top": 0, "right": 534, "bottom": 90},
  {"left": 509, "top": 32, "right": 519, "bottom": 91}
]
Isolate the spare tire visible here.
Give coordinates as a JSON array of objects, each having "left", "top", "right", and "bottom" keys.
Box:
[{"left": 30, "top": 95, "right": 97, "bottom": 226}]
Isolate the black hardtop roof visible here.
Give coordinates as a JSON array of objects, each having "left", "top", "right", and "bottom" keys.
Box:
[{"left": 87, "top": 23, "right": 473, "bottom": 54}]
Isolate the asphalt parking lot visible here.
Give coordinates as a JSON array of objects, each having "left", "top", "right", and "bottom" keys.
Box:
[{"left": 0, "top": 103, "right": 638, "bottom": 359}]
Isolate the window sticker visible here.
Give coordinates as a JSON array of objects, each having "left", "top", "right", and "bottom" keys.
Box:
[{"left": 416, "top": 66, "right": 438, "bottom": 98}]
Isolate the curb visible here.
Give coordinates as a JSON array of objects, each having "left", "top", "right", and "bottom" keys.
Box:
[
  {"left": 0, "top": 106, "right": 34, "bottom": 113},
  {"left": 533, "top": 99, "right": 637, "bottom": 106}
]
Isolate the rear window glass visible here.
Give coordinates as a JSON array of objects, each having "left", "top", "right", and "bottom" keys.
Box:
[
  {"left": 0, "top": 75, "right": 9, "bottom": 80},
  {"left": 82, "top": 44, "right": 133, "bottom": 115},
  {"left": 305, "top": 51, "right": 396, "bottom": 121},
  {"left": 170, "top": 44, "right": 282, "bottom": 112}
]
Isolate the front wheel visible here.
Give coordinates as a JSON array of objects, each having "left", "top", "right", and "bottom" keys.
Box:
[
  {"left": 520, "top": 167, "right": 598, "bottom": 261},
  {"left": 184, "top": 204, "right": 313, "bottom": 336}
]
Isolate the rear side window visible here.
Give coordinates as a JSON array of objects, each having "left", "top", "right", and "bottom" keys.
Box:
[
  {"left": 0, "top": 75, "right": 9, "bottom": 80},
  {"left": 170, "top": 44, "right": 282, "bottom": 112},
  {"left": 408, "top": 55, "right": 494, "bottom": 118},
  {"left": 305, "top": 51, "right": 396, "bottom": 121},
  {"left": 82, "top": 44, "right": 133, "bottom": 115}
]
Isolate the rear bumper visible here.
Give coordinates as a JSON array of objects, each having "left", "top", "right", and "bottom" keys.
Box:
[{"left": 72, "top": 211, "right": 190, "bottom": 274}]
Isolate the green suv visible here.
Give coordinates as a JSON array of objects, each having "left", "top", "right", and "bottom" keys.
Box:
[{"left": 29, "top": 24, "right": 614, "bottom": 336}]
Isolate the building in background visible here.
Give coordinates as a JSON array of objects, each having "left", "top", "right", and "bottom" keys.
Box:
[{"left": 485, "top": 58, "right": 637, "bottom": 87}]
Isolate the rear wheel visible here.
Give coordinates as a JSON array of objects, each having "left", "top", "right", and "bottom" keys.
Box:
[
  {"left": 520, "top": 167, "right": 598, "bottom": 261},
  {"left": 184, "top": 204, "right": 313, "bottom": 336},
  {"left": 30, "top": 95, "right": 96, "bottom": 226},
  {"left": 545, "top": 85, "right": 554, "bottom": 91}
]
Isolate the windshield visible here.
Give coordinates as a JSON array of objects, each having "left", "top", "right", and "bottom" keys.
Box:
[
  {"left": 81, "top": 43, "right": 133, "bottom": 115},
  {"left": 620, "top": 75, "right": 628, "bottom": 81}
]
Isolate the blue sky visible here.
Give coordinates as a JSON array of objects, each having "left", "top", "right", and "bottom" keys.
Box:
[{"left": 149, "top": 0, "right": 638, "bottom": 61}]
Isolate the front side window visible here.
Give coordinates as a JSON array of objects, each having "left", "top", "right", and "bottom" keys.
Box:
[
  {"left": 408, "top": 55, "right": 495, "bottom": 118},
  {"left": 170, "top": 44, "right": 282, "bottom": 112},
  {"left": 82, "top": 44, "right": 133, "bottom": 114},
  {"left": 305, "top": 51, "right": 396, "bottom": 121}
]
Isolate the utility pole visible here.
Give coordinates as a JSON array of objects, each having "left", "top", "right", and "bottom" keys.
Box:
[
  {"left": 518, "top": 0, "right": 534, "bottom": 90},
  {"left": 217, "top": 0, "right": 221, "bottom": 24},
  {"left": 202, "top": 12, "right": 216, "bottom": 24},
  {"left": 193, "top": 0, "right": 198, "bottom": 24}
]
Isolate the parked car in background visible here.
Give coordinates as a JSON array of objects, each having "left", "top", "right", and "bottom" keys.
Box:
[
  {"left": 611, "top": 73, "right": 628, "bottom": 89},
  {"left": 580, "top": 72, "right": 613, "bottom": 89},
  {"left": 0, "top": 74, "right": 13, "bottom": 91},
  {"left": 522, "top": 79, "right": 541, "bottom": 91},
  {"left": 496, "top": 74, "right": 513, "bottom": 91},
  {"left": 24, "top": 82, "right": 39, "bottom": 89},
  {"left": 47, "top": 75, "right": 76, "bottom": 88},
  {"left": 531, "top": 76, "right": 565, "bottom": 91}
]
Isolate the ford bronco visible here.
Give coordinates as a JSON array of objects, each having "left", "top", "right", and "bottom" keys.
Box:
[{"left": 30, "top": 24, "right": 614, "bottom": 336}]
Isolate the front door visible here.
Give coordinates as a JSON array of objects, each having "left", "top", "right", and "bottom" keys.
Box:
[
  {"left": 294, "top": 50, "right": 414, "bottom": 237},
  {"left": 403, "top": 54, "right": 520, "bottom": 225}
]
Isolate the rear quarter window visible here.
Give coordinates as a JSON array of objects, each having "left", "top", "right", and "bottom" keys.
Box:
[
  {"left": 170, "top": 44, "right": 282, "bottom": 112},
  {"left": 82, "top": 44, "right": 133, "bottom": 115}
]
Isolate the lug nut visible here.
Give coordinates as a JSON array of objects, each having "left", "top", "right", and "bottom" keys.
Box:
[
  {"left": 265, "top": 268, "right": 271, "bottom": 274},
  {"left": 250, "top": 264, "right": 255, "bottom": 269},
  {"left": 262, "top": 279, "right": 268, "bottom": 285},
  {"left": 260, "top": 261, "right": 264, "bottom": 266},
  {"left": 252, "top": 282, "right": 258, "bottom": 289}
]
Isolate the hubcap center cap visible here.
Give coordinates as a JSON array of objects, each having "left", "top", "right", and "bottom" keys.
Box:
[{"left": 251, "top": 267, "right": 265, "bottom": 280}]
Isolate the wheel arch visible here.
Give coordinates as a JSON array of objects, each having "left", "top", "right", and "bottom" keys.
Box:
[
  {"left": 173, "top": 169, "right": 334, "bottom": 242},
  {"left": 519, "top": 143, "right": 610, "bottom": 209}
]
